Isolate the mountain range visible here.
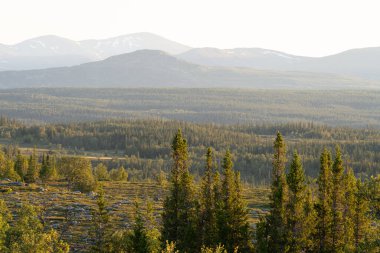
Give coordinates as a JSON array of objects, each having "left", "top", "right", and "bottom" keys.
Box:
[
  {"left": 0, "top": 50, "right": 377, "bottom": 89},
  {"left": 0, "top": 33, "right": 190, "bottom": 70},
  {"left": 178, "top": 47, "right": 380, "bottom": 80},
  {"left": 0, "top": 32, "right": 380, "bottom": 88}
]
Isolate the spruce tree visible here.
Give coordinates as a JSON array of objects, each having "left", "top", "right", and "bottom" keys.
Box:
[
  {"left": 91, "top": 186, "right": 111, "bottom": 253},
  {"left": 286, "top": 150, "right": 313, "bottom": 252},
  {"left": 342, "top": 168, "right": 356, "bottom": 252},
  {"left": 40, "top": 154, "right": 49, "bottom": 181},
  {"left": 315, "top": 148, "right": 333, "bottom": 253},
  {"left": 129, "top": 200, "right": 150, "bottom": 253},
  {"left": 161, "top": 129, "right": 197, "bottom": 252},
  {"left": 331, "top": 146, "right": 345, "bottom": 252},
  {"left": 14, "top": 150, "right": 28, "bottom": 181},
  {"left": 4, "top": 159, "right": 20, "bottom": 181},
  {"left": 25, "top": 148, "right": 39, "bottom": 183},
  {"left": 217, "top": 150, "right": 251, "bottom": 252},
  {"left": 267, "top": 132, "right": 288, "bottom": 252},
  {"left": 232, "top": 171, "right": 252, "bottom": 252},
  {"left": 353, "top": 179, "right": 372, "bottom": 252},
  {"left": 0, "top": 200, "right": 11, "bottom": 252},
  {"left": 199, "top": 147, "right": 217, "bottom": 248}
]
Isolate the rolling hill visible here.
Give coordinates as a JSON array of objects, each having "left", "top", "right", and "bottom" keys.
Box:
[
  {"left": 178, "top": 47, "right": 380, "bottom": 80},
  {"left": 0, "top": 50, "right": 377, "bottom": 89}
]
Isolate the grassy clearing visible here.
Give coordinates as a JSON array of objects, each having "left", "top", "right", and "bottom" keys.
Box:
[{"left": 0, "top": 181, "right": 269, "bottom": 251}]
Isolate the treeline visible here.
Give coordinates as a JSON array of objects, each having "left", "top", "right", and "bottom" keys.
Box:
[
  {"left": 1, "top": 118, "right": 380, "bottom": 183},
  {"left": 0, "top": 146, "right": 131, "bottom": 192},
  {"left": 0, "top": 88, "right": 380, "bottom": 127}
]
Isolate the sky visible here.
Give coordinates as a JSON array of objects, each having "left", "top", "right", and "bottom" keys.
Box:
[{"left": 0, "top": 0, "right": 379, "bottom": 57}]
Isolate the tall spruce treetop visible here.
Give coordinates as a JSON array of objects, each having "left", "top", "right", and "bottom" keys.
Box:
[
  {"left": 286, "top": 150, "right": 312, "bottom": 253},
  {"left": 25, "top": 147, "right": 39, "bottom": 183},
  {"left": 222, "top": 150, "right": 235, "bottom": 207},
  {"left": 218, "top": 150, "right": 252, "bottom": 252},
  {"left": 287, "top": 151, "right": 305, "bottom": 194},
  {"left": 331, "top": 146, "right": 345, "bottom": 252},
  {"left": 315, "top": 148, "right": 334, "bottom": 253},
  {"left": 199, "top": 147, "right": 217, "bottom": 248},
  {"left": 267, "top": 131, "right": 288, "bottom": 253},
  {"left": 162, "top": 129, "right": 197, "bottom": 252}
]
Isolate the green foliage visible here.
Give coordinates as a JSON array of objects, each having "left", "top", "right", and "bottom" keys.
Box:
[
  {"left": 24, "top": 148, "right": 39, "bottom": 183},
  {"left": 40, "top": 155, "right": 58, "bottom": 182},
  {"left": 266, "top": 132, "right": 289, "bottom": 252},
  {"left": 200, "top": 244, "right": 228, "bottom": 253},
  {"left": 14, "top": 151, "right": 28, "bottom": 181},
  {"left": 91, "top": 186, "right": 111, "bottom": 253},
  {"left": 59, "top": 157, "right": 97, "bottom": 192},
  {"left": 199, "top": 148, "right": 217, "bottom": 248},
  {"left": 216, "top": 150, "right": 252, "bottom": 252},
  {"left": 161, "top": 129, "right": 198, "bottom": 252},
  {"left": 94, "top": 163, "right": 110, "bottom": 181},
  {"left": 0, "top": 200, "right": 11, "bottom": 252},
  {"left": 285, "top": 151, "right": 316, "bottom": 252},
  {"left": 4, "top": 159, "right": 20, "bottom": 181},
  {"left": 129, "top": 200, "right": 150, "bottom": 253},
  {"left": 161, "top": 241, "right": 178, "bottom": 253},
  {"left": 5, "top": 204, "right": 69, "bottom": 253},
  {"left": 315, "top": 148, "right": 333, "bottom": 252},
  {"left": 331, "top": 146, "right": 345, "bottom": 252},
  {"left": 109, "top": 166, "right": 128, "bottom": 181}
]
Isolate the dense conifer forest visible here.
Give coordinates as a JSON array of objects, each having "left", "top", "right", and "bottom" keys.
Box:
[{"left": 0, "top": 117, "right": 379, "bottom": 183}]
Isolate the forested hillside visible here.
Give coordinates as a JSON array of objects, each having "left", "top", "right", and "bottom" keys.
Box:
[
  {"left": 1, "top": 118, "right": 379, "bottom": 183},
  {"left": 0, "top": 88, "right": 380, "bottom": 127}
]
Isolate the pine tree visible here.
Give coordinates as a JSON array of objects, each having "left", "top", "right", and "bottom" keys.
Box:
[
  {"left": 315, "top": 148, "right": 333, "bottom": 252},
  {"left": 286, "top": 150, "right": 313, "bottom": 252},
  {"left": 331, "top": 146, "right": 345, "bottom": 252},
  {"left": 199, "top": 147, "right": 217, "bottom": 248},
  {"left": 267, "top": 132, "right": 288, "bottom": 252},
  {"left": 161, "top": 129, "right": 197, "bottom": 252}
]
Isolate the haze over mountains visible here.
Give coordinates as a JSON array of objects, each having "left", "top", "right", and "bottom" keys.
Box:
[
  {"left": 0, "top": 32, "right": 380, "bottom": 88},
  {"left": 0, "top": 50, "right": 377, "bottom": 89},
  {"left": 178, "top": 47, "right": 380, "bottom": 80},
  {"left": 0, "top": 33, "right": 190, "bottom": 70}
]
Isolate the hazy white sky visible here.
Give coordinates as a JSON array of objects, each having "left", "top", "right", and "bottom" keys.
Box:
[{"left": 1, "top": 0, "right": 379, "bottom": 56}]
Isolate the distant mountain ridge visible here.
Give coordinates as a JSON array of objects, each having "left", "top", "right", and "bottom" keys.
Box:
[
  {"left": 178, "top": 47, "right": 380, "bottom": 80},
  {"left": 0, "top": 33, "right": 190, "bottom": 70},
  {"left": 0, "top": 50, "right": 377, "bottom": 89},
  {"left": 1, "top": 33, "right": 380, "bottom": 82}
]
